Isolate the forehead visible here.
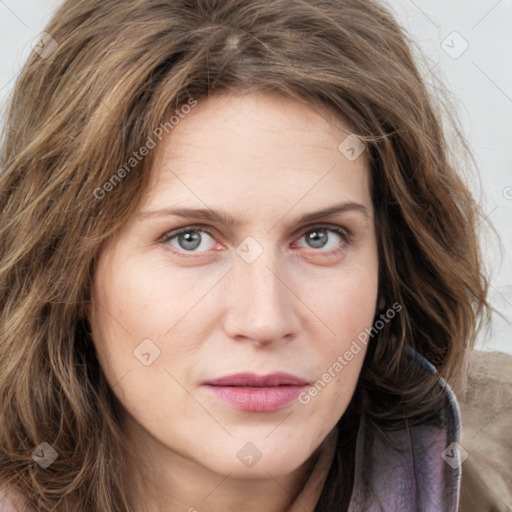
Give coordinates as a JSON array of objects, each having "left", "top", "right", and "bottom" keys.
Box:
[{"left": 140, "top": 93, "right": 372, "bottom": 215}]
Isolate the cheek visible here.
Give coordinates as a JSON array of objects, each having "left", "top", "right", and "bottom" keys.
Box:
[
  {"left": 301, "top": 263, "right": 378, "bottom": 409},
  {"left": 89, "top": 253, "right": 214, "bottom": 392},
  {"left": 113, "top": 256, "right": 222, "bottom": 335},
  {"left": 315, "top": 262, "right": 378, "bottom": 349},
  {"left": 93, "top": 253, "right": 200, "bottom": 341},
  {"left": 297, "top": 283, "right": 375, "bottom": 437}
]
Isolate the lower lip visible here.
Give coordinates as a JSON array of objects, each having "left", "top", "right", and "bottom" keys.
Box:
[{"left": 203, "top": 385, "right": 307, "bottom": 412}]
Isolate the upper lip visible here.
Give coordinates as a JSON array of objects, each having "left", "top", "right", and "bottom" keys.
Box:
[{"left": 203, "top": 372, "right": 309, "bottom": 387}]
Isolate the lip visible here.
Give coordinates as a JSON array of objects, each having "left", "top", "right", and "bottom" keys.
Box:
[{"left": 202, "top": 372, "right": 309, "bottom": 412}]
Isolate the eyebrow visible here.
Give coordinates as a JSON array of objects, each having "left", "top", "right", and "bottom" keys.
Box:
[{"left": 138, "top": 202, "right": 370, "bottom": 226}]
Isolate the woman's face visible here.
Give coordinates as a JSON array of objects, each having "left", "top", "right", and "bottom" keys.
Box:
[{"left": 90, "top": 92, "right": 378, "bottom": 480}]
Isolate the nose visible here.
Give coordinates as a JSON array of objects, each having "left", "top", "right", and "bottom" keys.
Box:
[{"left": 222, "top": 249, "right": 299, "bottom": 348}]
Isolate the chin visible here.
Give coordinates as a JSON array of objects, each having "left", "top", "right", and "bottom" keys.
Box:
[{"left": 203, "top": 443, "right": 311, "bottom": 480}]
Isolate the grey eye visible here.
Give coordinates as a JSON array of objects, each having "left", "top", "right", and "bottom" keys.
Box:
[
  {"left": 177, "top": 231, "right": 202, "bottom": 250},
  {"left": 300, "top": 228, "right": 343, "bottom": 250},
  {"left": 166, "top": 229, "right": 216, "bottom": 252},
  {"left": 305, "top": 229, "right": 329, "bottom": 249}
]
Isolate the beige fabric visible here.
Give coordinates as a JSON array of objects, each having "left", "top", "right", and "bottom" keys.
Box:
[{"left": 458, "top": 350, "right": 512, "bottom": 512}]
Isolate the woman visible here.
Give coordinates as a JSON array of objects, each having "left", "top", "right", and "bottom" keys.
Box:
[{"left": 0, "top": 0, "right": 506, "bottom": 510}]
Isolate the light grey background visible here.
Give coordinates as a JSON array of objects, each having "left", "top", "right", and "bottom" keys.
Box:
[{"left": 1, "top": 0, "right": 510, "bottom": 354}]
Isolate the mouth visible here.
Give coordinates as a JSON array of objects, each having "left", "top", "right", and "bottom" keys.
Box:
[{"left": 202, "top": 372, "right": 309, "bottom": 412}]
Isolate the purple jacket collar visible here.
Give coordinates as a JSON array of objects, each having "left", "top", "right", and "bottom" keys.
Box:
[{"left": 348, "top": 346, "right": 462, "bottom": 511}]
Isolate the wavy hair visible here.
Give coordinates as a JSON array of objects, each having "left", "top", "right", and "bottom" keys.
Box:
[{"left": 0, "top": 0, "right": 491, "bottom": 510}]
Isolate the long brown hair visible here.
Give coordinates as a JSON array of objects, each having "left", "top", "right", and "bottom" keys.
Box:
[{"left": 0, "top": 0, "right": 490, "bottom": 510}]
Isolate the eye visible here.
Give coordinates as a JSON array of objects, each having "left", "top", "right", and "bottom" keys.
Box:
[
  {"left": 161, "top": 224, "right": 351, "bottom": 258},
  {"left": 295, "top": 225, "right": 350, "bottom": 253},
  {"left": 161, "top": 225, "right": 219, "bottom": 255}
]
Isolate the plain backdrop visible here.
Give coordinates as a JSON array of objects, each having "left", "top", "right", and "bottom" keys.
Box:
[{"left": 0, "top": 0, "right": 510, "bottom": 354}]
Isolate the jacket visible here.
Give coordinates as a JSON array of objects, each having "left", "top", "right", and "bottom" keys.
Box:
[{"left": 347, "top": 347, "right": 512, "bottom": 511}]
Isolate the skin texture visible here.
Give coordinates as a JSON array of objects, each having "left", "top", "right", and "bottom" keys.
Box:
[{"left": 89, "top": 93, "right": 379, "bottom": 512}]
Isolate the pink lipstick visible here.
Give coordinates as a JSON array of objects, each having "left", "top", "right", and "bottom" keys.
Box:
[{"left": 202, "top": 372, "right": 308, "bottom": 412}]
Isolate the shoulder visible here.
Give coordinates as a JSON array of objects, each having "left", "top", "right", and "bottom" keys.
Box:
[
  {"left": 0, "top": 485, "right": 31, "bottom": 512},
  {"left": 456, "top": 350, "right": 512, "bottom": 512},
  {"left": 0, "top": 484, "right": 77, "bottom": 512}
]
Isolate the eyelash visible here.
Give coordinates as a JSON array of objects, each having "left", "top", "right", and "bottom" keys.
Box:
[{"left": 160, "top": 223, "right": 352, "bottom": 258}]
